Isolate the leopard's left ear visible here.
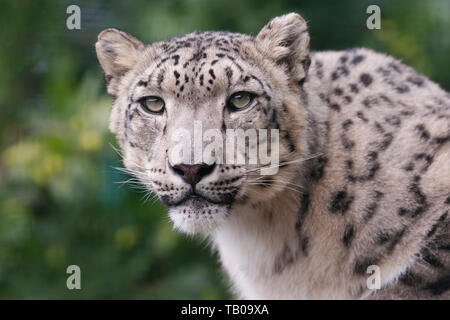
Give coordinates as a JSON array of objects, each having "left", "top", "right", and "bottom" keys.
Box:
[{"left": 256, "top": 13, "right": 310, "bottom": 84}]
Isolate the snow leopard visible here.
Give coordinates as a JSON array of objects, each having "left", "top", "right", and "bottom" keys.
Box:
[{"left": 95, "top": 13, "right": 450, "bottom": 299}]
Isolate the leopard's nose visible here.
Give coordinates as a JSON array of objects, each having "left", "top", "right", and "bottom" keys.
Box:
[{"left": 170, "top": 163, "right": 216, "bottom": 185}]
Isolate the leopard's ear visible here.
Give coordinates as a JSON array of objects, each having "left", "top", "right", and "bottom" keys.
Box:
[
  {"left": 256, "top": 13, "right": 310, "bottom": 84},
  {"left": 95, "top": 28, "right": 144, "bottom": 96}
]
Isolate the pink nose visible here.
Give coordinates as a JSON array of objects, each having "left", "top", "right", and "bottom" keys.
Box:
[{"left": 170, "top": 163, "right": 216, "bottom": 185}]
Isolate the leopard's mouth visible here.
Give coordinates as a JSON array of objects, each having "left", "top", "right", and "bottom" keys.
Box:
[{"left": 160, "top": 188, "right": 237, "bottom": 207}]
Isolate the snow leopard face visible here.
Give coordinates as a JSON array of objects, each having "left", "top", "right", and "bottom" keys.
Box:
[{"left": 96, "top": 14, "right": 312, "bottom": 234}]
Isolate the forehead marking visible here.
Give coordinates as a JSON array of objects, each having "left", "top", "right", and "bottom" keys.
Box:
[
  {"left": 136, "top": 32, "right": 259, "bottom": 98},
  {"left": 157, "top": 69, "right": 165, "bottom": 88},
  {"left": 251, "top": 75, "right": 265, "bottom": 90}
]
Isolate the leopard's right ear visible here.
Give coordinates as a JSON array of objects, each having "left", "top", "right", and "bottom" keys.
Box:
[{"left": 95, "top": 28, "right": 144, "bottom": 96}]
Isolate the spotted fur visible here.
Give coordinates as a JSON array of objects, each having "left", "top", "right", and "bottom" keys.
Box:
[{"left": 96, "top": 13, "right": 450, "bottom": 299}]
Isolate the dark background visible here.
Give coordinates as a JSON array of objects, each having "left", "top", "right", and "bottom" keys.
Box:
[{"left": 0, "top": 0, "right": 449, "bottom": 299}]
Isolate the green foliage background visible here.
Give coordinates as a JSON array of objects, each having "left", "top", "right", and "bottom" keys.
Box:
[{"left": 0, "top": 0, "right": 448, "bottom": 299}]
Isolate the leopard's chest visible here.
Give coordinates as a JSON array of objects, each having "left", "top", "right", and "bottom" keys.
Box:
[{"left": 212, "top": 200, "right": 355, "bottom": 299}]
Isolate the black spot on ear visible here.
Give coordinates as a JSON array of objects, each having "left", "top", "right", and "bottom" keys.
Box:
[{"left": 360, "top": 73, "right": 373, "bottom": 87}]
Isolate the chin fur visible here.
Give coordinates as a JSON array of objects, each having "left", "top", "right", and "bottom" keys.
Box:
[{"left": 168, "top": 197, "right": 230, "bottom": 235}]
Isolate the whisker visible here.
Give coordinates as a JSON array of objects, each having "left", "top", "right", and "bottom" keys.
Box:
[
  {"left": 247, "top": 182, "right": 303, "bottom": 193},
  {"left": 244, "top": 153, "right": 323, "bottom": 174},
  {"left": 109, "top": 142, "right": 123, "bottom": 158},
  {"left": 251, "top": 180, "right": 305, "bottom": 190}
]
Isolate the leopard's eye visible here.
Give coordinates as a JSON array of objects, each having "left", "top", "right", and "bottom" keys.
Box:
[
  {"left": 139, "top": 96, "right": 165, "bottom": 114},
  {"left": 228, "top": 91, "right": 254, "bottom": 111}
]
